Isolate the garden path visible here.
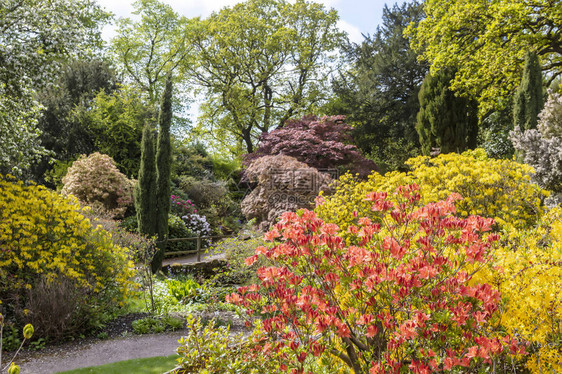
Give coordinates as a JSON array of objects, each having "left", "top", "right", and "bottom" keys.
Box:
[{"left": 17, "top": 331, "right": 184, "bottom": 374}]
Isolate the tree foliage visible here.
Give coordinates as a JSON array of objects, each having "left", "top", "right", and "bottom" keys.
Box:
[
  {"left": 135, "top": 124, "right": 158, "bottom": 236},
  {"left": 513, "top": 51, "right": 545, "bottom": 131},
  {"left": 33, "top": 60, "right": 119, "bottom": 181},
  {"left": 0, "top": 0, "right": 109, "bottom": 177},
  {"left": 110, "top": 0, "right": 192, "bottom": 106},
  {"left": 329, "top": 1, "right": 427, "bottom": 171},
  {"left": 187, "top": 0, "right": 345, "bottom": 154},
  {"left": 153, "top": 75, "right": 173, "bottom": 272},
  {"left": 87, "top": 85, "right": 150, "bottom": 177},
  {"left": 246, "top": 115, "right": 377, "bottom": 177},
  {"left": 511, "top": 90, "right": 562, "bottom": 196},
  {"left": 0, "top": 92, "right": 47, "bottom": 176},
  {"left": 416, "top": 69, "right": 478, "bottom": 155},
  {"left": 406, "top": 0, "right": 562, "bottom": 115},
  {"left": 0, "top": 0, "right": 110, "bottom": 98}
]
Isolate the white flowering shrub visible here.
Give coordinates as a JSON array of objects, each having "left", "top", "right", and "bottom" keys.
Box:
[
  {"left": 511, "top": 91, "right": 562, "bottom": 200},
  {"left": 182, "top": 213, "right": 212, "bottom": 246},
  {"left": 538, "top": 90, "right": 562, "bottom": 138},
  {"left": 61, "top": 152, "right": 134, "bottom": 217}
]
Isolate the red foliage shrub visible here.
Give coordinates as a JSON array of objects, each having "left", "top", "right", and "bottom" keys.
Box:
[
  {"left": 228, "top": 185, "right": 526, "bottom": 373},
  {"left": 246, "top": 115, "right": 377, "bottom": 177}
]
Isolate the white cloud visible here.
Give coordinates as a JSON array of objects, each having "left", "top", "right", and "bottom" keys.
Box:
[{"left": 337, "top": 19, "right": 363, "bottom": 44}]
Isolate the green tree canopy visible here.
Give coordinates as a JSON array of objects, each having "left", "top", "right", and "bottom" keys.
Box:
[
  {"left": 416, "top": 68, "right": 479, "bottom": 155},
  {"left": 1, "top": 0, "right": 111, "bottom": 97},
  {"left": 36, "top": 60, "right": 118, "bottom": 162},
  {"left": 187, "top": 0, "right": 346, "bottom": 154},
  {"left": 406, "top": 0, "right": 562, "bottom": 116},
  {"left": 513, "top": 51, "right": 545, "bottom": 130},
  {"left": 328, "top": 1, "right": 427, "bottom": 171},
  {"left": 87, "top": 85, "right": 151, "bottom": 178},
  {"left": 110, "top": 0, "right": 193, "bottom": 106},
  {"left": 153, "top": 75, "right": 173, "bottom": 272},
  {"left": 0, "top": 0, "right": 111, "bottom": 176}
]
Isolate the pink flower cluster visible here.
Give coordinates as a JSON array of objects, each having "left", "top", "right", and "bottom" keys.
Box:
[{"left": 171, "top": 195, "right": 197, "bottom": 216}]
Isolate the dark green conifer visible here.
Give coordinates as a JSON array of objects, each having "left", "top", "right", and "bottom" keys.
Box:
[
  {"left": 135, "top": 123, "right": 157, "bottom": 236},
  {"left": 513, "top": 51, "right": 544, "bottom": 130},
  {"left": 416, "top": 68, "right": 478, "bottom": 155},
  {"left": 151, "top": 74, "right": 173, "bottom": 273}
]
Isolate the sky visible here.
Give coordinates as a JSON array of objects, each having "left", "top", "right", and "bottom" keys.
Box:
[{"left": 96, "top": 0, "right": 392, "bottom": 44}]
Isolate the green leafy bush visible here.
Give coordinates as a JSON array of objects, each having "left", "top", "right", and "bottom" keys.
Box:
[
  {"left": 167, "top": 215, "right": 197, "bottom": 253},
  {"left": 173, "top": 316, "right": 282, "bottom": 374},
  {"left": 166, "top": 278, "right": 200, "bottom": 303},
  {"left": 211, "top": 227, "right": 270, "bottom": 285}
]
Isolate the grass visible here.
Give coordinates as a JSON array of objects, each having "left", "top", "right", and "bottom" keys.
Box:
[{"left": 57, "top": 354, "right": 178, "bottom": 374}]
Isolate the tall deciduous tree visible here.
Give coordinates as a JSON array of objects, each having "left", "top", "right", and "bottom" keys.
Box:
[
  {"left": 513, "top": 51, "right": 545, "bottom": 130},
  {"left": 0, "top": 0, "right": 110, "bottom": 176},
  {"left": 87, "top": 85, "right": 152, "bottom": 178},
  {"left": 110, "top": 0, "right": 192, "bottom": 106},
  {"left": 328, "top": 1, "right": 427, "bottom": 171},
  {"left": 0, "top": 0, "right": 111, "bottom": 98},
  {"left": 187, "top": 0, "right": 345, "bottom": 154},
  {"left": 136, "top": 122, "right": 157, "bottom": 237},
  {"left": 0, "top": 93, "right": 46, "bottom": 176},
  {"left": 152, "top": 75, "right": 173, "bottom": 272},
  {"left": 406, "top": 0, "right": 561, "bottom": 116},
  {"left": 416, "top": 69, "right": 478, "bottom": 155}
]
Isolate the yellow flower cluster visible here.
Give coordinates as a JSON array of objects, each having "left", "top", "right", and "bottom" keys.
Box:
[
  {"left": 316, "top": 150, "right": 560, "bottom": 372},
  {"left": 0, "top": 174, "right": 134, "bottom": 300},
  {"left": 474, "top": 207, "right": 562, "bottom": 372},
  {"left": 317, "top": 149, "right": 546, "bottom": 231}
]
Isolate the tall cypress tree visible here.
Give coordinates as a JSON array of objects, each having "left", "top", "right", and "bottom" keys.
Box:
[
  {"left": 416, "top": 68, "right": 478, "bottom": 156},
  {"left": 135, "top": 122, "right": 157, "bottom": 236},
  {"left": 513, "top": 51, "right": 544, "bottom": 130},
  {"left": 151, "top": 74, "right": 173, "bottom": 272}
]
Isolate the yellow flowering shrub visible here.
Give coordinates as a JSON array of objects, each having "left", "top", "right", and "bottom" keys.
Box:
[
  {"left": 473, "top": 207, "right": 562, "bottom": 373},
  {"left": 316, "top": 151, "right": 558, "bottom": 372},
  {"left": 0, "top": 174, "right": 135, "bottom": 337},
  {"left": 317, "top": 149, "right": 546, "bottom": 231}
]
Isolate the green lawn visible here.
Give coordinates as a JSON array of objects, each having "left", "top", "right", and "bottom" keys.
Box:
[{"left": 57, "top": 355, "right": 178, "bottom": 374}]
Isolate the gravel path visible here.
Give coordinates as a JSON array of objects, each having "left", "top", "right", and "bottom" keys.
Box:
[{"left": 16, "top": 332, "right": 184, "bottom": 374}]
